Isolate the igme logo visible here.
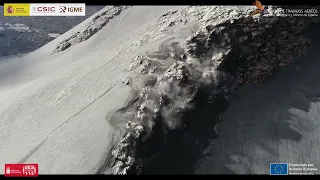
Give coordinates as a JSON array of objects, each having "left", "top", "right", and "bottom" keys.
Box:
[
  {"left": 59, "top": 6, "right": 83, "bottom": 13},
  {"left": 59, "top": 6, "right": 67, "bottom": 13}
]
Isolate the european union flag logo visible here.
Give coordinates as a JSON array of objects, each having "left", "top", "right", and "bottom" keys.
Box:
[{"left": 270, "top": 163, "right": 288, "bottom": 175}]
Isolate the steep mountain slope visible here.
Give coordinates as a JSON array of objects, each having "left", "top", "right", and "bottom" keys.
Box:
[
  {"left": 0, "top": 5, "right": 319, "bottom": 175},
  {"left": 0, "top": 6, "right": 181, "bottom": 174}
]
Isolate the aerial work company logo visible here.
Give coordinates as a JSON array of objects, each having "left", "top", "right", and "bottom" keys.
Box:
[
  {"left": 4, "top": 3, "right": 86, "bottom": 16},
  {"left": 249, "top": 1, "right": 318, "bottom": 18},
  {"left": 270, "top": 163, "right": 288, "bottom": 175},
  {"left": 250, "top": 0, "right": 264, "bottom": 17},
  {"left": 4, "top": 164, "right": 38, "bottom": 177}
]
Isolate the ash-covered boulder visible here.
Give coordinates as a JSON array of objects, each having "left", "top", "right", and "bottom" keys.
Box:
[
  {"left": 129, "top": 55, "right": 144, "bottom": 70},
  {"left": 157, "top": 62, "right": 187, "bottom": 82},
  {"left": 111, "top": 121, "right": 144, "bottom": 174}
]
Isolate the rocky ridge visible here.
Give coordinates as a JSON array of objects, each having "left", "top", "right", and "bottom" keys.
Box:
[{"left": 52, "top": 6, "right": 129, "bottom": 53}]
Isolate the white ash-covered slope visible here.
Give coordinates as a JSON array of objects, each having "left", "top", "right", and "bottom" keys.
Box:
[
  {"left": 0, "top": 6, "right": 180, "bottom": 174},
  {"left": 106, "top": 6, "right": 319, "bottom": 174},
  {"left": 0, "top": 5, "right": 318, "bottom": 175},
  {"left": 52, "top": 6, "right": 129, "bottom": 53}
]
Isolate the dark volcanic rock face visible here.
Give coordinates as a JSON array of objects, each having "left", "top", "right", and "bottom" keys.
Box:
[{"left": 102, "top": 6, "right": 319, "bottom": 174}]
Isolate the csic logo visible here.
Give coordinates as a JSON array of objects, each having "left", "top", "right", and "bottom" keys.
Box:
[
  {"left": 6, "top": 6, "right": 14, "bottom": 14},
  {"left": 32, "top": 6, "right": 56, "bottom": 13},
  {"left": 33, "top": 6, "right": 56, "bottom": 12},
  {"left": 59, "top": 6, "right": 83, "bottom": 13}
]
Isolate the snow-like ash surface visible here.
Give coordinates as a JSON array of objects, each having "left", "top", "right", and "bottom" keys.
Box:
[
  {"left": 1, "top": 5, "right": 319, "bottom": 175},
  {"left": 0, "top": 6, "right": 179, "bottom": 174},
  {"left": 52, "top": 6, "right": 129, "bottom": 53}
]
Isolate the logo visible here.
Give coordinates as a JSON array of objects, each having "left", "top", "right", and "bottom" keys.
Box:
[
  {"left": 4, "top": 164, "right": 38, "bottom": 177},
  {"left": 31, "top": 4, "right": 57, "bottom": 14},
  {"left": 250, "top": 0, "right": 265, "bottom": 17},
  {"left": 29, "top": 4, "right": 85, "bottom": 16},
  {"left": 6, "top": 6, "right": 14, "bottom": 14},
  {"left": 4, "top": 4, "right": 30, "bottom": 16},
  {"left": 33, "top": 6, "right": 56, "bottom": 13},
  {"left": 59, "top": 6, "right": 67, "bottom": 13},
  {"left": 270, "top": 163, "right": 289, "bottom": 175},
  {"left": 59, "top": 6, "right": 84, "bottom": 13}
]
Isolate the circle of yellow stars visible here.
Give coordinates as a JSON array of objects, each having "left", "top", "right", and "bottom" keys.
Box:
[{"left": 274, "top": 165, "right": 284, "bottom": 174}]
